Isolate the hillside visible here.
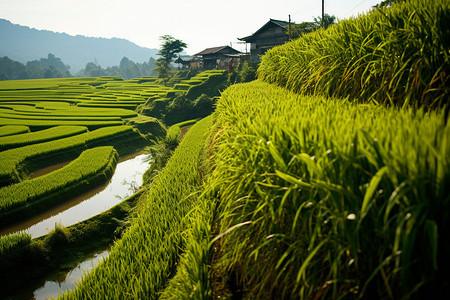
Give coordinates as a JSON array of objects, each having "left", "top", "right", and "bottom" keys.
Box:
[{"left": 0, "top": 19, "right": 159, "bottom": 73}]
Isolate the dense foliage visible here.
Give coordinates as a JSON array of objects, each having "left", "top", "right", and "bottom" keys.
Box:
[
  {"left": 0, "top": 54, "right": 71, "bottom": 80},
  {"left": 77, "top": 57, "right": 157, "bottom": 80},
  {"left": 1, "top": 54, "right": 157, "bottom": 81}
]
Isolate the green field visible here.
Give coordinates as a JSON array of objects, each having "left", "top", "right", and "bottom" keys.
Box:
[
  {"left": 1, "top": 1, "right": 449, "bottom": 297},
  {"left": 0, "top": 69, "right": 231, "bottom": 296},
  {"left": 0, "top": 71, "right": 224, "bottom": 130}
]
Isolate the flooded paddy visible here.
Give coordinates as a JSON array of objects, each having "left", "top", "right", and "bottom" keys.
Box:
[{"left": 0, "top": 152, "right": 150, "bottom": 238}]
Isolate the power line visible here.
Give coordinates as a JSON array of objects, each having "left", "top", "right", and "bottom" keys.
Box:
[{"left": 344, "top": 0, "right": 371, "bottom": 17}]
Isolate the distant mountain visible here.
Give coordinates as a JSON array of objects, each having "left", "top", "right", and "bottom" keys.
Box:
[{"left": 0, "top": 19, "right": 159, "bottom": 73}]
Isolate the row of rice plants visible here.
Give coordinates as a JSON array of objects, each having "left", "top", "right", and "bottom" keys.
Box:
[
  {"left": 0, "top": 117, "right": 124, "bottom": 131},
  {"left": 166, "top": 118, "right": 201, "bottom": 140},
  {"left": 0, "top": 125, "right": 29, "bottom": 137},
  {"left": 158, "top": 120, "right": 216, "bottom": 300},
  {"left": 258, "top": 0, "right": 449, "bottom": 109},
  {"left": 5, "top": 104, "right": 137, "bottom": 118},
  {"left": 185, "top": 70, "right": 228, "bottom": 100},
  {"left": 0, "top": 111, "right": 123, "bottom": 122},
  {"left": 0, "top": 125, "right": 88, "bottom": 151},
  {"left": 204, "top": 81, "right": 449, "bottom": 299},
  {"left": 0, "top": 146, "right": 118, "bottom": 223},
  {"left": 0, "top": 125, "right": 135, "bottom": 186},
  {"left": 60, "top": 116, "right": 214, "bottom": 299},
  {"left": 76, "top": 102, "right": 142, "bottom": 110}
]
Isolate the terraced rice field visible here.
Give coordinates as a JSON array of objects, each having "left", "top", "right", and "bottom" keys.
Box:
[{"left": 0, "top": 70, "right": 229, "bottom": 296}]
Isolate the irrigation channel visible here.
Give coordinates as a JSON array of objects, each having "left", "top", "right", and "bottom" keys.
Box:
[{"left": 2, "top": 151, "right": 150, "bottom": 299}]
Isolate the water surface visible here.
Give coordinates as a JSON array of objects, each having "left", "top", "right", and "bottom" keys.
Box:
[{"left": 8, "top": 250, "right": 109, "bottom": 300}]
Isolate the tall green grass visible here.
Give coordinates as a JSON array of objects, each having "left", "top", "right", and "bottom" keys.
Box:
[
  {"left": 60, "top": 116, "right": 214, "bottom": 299},
  {"left": 205, "top": 81, "right": 449, "bottom": 299},
  {"left": 258, "top": 0, "right": 449, "bottom": 109}
]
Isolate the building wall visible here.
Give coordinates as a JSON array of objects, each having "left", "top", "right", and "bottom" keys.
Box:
[{"left": 248, "top": 26, "right": 288, "bottom": 62}]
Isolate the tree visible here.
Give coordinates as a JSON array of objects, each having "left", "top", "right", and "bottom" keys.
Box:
[
  {"left": 314, "top": 13, "right": 336, "bottom": 29},
  {"left": 154, "top": 35, "right": 187, "bottom": 85},
  {"left": 287, "top": 21, "right": 318, "bottom": 40},
  {"left": 27, "top": 53, "right": 70, "bottom": 73},
  {"left": 373, "top": 0, "right": 404, "bottom": 8}
]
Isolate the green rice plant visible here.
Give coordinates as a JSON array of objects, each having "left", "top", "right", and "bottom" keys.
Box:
[
  {"left": 173, "top": 83, "right": 192, "bottom": 91},
  {"left": 205, "top": 81, "right": 449, "bottom": 299},
  {"left": 0, "top": 125, "right": 88, "bottom": 151},
  {"left": 0, "top": 111, "right": 122, "bottom": 122},
  {"left": 258, "top": 0, "right": 449, "bottom": 110},
  {"left": 76, "top": 103, "right": 140, "bottom": 110},
  {"left": 185, "top": 71, "right": 228, "bottom": 100},
  {"left": 0, "top": 117, "right": 124, "bottom": 131},
  {"left": 60, "top": 116, "right": 214, "bottom": 299},
  {"left": 159, "top": 193, "right": 213, "bottom": 300},
  {"left": 0, "top": 146, "right": 118, "bottom": 223},
  {"left": 0, "top": 125, "right": 134, "bottom": 186},
  {"left": 0, "top": 125, "right": 29, "bottom": 137},
  {"left": 0, "top": 231, "right": 31, "bottom": 257},
  {"left": 166, "top": 118, "right": 201, "bottom": 141}
]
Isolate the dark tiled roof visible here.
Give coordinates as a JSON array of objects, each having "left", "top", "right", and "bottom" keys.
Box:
[
  {"left": 175, "top": 55, "right": 195, "bottom": 62},
  {"left": 270, "top": 19, "right": 289, "bottom": 27},
  {"left": 239, "top": 19, "right": 289, "bottom": 41},
  {"left": 195, "top": 46, "right": 241, "bottom": 56},
  {"left": 195, "top": 46, "right": 229, "bottom": 56}
]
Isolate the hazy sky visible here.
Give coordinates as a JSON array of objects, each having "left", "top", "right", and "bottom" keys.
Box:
[{"left": 0, "top": 0, "right": 382, "bottom": 55}]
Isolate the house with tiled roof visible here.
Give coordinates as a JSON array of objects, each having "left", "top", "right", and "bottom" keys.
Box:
[
  {"left": 239, "top": 19, "right": 290, "bottom": 62},
  {"left": 194, "top": 46, "right": 241, "bottom": 70}
]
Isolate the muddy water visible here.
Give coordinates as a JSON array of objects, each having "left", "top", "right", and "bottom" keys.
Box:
[
  {"left": 9, "top": 250, "right": 109, "bottom": 300},
  {"left": 0, "top": 152, "right": 150, "bottom": 238}
]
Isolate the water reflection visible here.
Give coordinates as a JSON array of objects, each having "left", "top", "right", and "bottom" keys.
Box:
[{"left": 8, "top": 250, "right": 109, "bottom": 300}]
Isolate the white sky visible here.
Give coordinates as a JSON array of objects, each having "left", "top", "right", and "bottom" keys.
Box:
[{"left": 0, "top": 0, "right": 382, "bottom": 55}]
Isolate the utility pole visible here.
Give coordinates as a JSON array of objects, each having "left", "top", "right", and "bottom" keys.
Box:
[
  {"left": 288, "top": 14, "right": 292, "bottom": 40},
  {"left": 322, "top": 0, "right": 325, "bottom": 28}
]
